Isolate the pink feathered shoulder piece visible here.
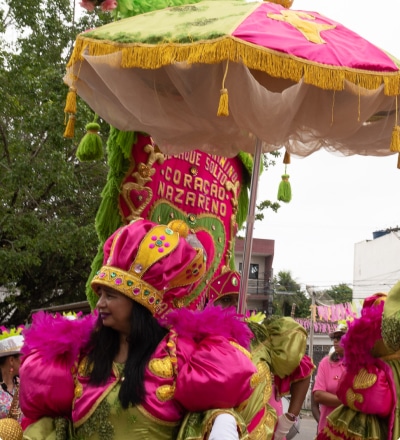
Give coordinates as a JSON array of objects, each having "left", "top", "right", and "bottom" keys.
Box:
[
  {"left": 160, "top": 305, "right": 253, "bottom": 349},
  {"left": 342, "top": 301, "right": 384, "bottom": 374},
  {"left": 21, "top": 311, "right": 97, "bottom": 366}
]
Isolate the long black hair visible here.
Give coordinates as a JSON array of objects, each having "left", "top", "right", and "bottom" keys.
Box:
[{"left": 86, "top": 302, "right": 168, "bottom": 408}]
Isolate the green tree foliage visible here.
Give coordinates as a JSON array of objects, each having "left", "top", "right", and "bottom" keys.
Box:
[
  {"left": 323, "top": 283, "right": 353, "bottom": 304},
  {"left": 272, "top": 270, "right": 311, "bottom": 318},
  {"left": 0, "top": 0, "right": 110, "bottom": 325}
]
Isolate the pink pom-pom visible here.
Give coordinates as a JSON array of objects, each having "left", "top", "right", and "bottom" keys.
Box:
[
  {"left": 100, "top": 0, "right": 117, "bottom": 11},
  {"left": 79, "top": 0, "right": 96, "bottom": 12}
]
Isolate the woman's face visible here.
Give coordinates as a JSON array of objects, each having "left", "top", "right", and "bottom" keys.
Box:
[
  {"left": 11, "top": 355, "right": 21, "bottom": 376},
  {"left": 214, "top": 294, "right": 238, "bottom": 308},
  {"left": 331, "top": 333, "right": 345, "bottom": 356},
  {"left": 96, "top": 287, "right": 134, "bottom": 335}
]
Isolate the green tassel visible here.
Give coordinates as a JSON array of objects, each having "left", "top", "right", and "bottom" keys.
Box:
[
  {"left": 76, "top": 122, "right": 104, "bottom": 162},
  {"left": 277, "top": 174, "right": 292, "bottom": 203}
]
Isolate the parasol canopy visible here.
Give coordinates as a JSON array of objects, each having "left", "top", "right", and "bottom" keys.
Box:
[
  {"left": 65, "top": 0, "right": 400, "bottom": 158},
  {"left": 64, "top": 0, "right": 400, "bottom": 313}
]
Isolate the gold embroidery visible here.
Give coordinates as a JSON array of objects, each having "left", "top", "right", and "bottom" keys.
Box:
[
  {"left": 353, "top": 368, "right": 377, "bottom": 389},
  {"left": 230, "top": 341, "right": 252, "bottom": 359},
  {"left": 156, "top": 384, "right": 176, "bottom": 401},
  {"left": 149, "top": 357, "right": 174, "bottom": 378},
  {"left": 251, "top": 371, "right": 263, "bottom": 389},
  {"left": 74, "top": 382, "right": 83, "bottom": 399},
  {"left": 249, "top": 408, "right": 276, "bottom": 440},
  {"left": 346, "top": 388, "right": 363, "bottom": 411},
  {"left": 78, "top": 356, "right": 93, "bottom": 377},
  {"left": 267, "top": 10, "right": 336, "bottom": 44},
  {"left": 121, "top": 143, "right": 164, "bottom": 221}
]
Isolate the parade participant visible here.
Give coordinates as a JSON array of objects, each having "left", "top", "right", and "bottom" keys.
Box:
[
  {"left": 178, "top": 270, "right": 314, "bottom": 440},
  {"left": 20, "top": 219, "right": 258, "bottom": 440},
  {"left": 312, "top": 323, "right": 347, "bottom": 435},
  {"left": 316, "top": 288, "right": 398, "bottom": 440},
  {"left": 0, "top": 327, "right": 24, "bottom": 422}
]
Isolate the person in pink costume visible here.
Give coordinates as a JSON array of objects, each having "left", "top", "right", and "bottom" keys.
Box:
[
  {"left": 177, "top": 271, "right": 314, "bottom": 440},
  {"left": 19, "top": 219, "right": 258, "bottom": 440},
  {"left": 0, "top": 328, "right": 24, "bottom": 423},
  {"left": 312, "top": 323, "right": 348, "bottom": 435},
  {"left": 316, "top": 288, "right": 399, "bottom": 440}
]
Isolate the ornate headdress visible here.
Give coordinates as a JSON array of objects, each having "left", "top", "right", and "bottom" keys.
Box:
[
  {"left": 91, "top": 218, "right": 208, "bottom": 318},
  {"left": 0, "top": 327, "right": 24, "bottom": 358},
  {"left": 206, "top": 270, "right": 241, "bottom": 305}
]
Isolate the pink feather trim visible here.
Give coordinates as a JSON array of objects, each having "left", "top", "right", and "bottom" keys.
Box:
[
  {"left": 159, "top": 306, "right": 254, "bottom": 349},
  {"left": 342, "top": 301, "right": 384, "bottom": 373},
  {"left": 21, "top": 311, "right": 97, "bottom": 366}
]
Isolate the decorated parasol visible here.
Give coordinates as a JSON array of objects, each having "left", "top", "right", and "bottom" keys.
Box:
[{"left": 64, "top": 0, "right": 400, "bottom": 313}]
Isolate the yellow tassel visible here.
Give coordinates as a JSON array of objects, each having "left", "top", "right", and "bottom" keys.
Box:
[
  {"left": 217, "top": 88, "right": 229, "bottom": 117},
  {"left": 64, "top": 86, "right": 77, "bottom": 114},
  {"left": 397, "top": 153, "right": 400, "bottom": 169},
  {"left": 391, "top": 125, "right": 400, "bottom": 152},
  {"left": 283, "top": 150, "right": 291, "bottom": 164},
  {"left": 63, "top": 114, "right": 76, "bottom": 139}
]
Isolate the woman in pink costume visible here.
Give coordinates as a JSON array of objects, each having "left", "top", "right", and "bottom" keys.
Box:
[
  {"left": 19, "top": 219, "right": 258, "bottom": 440},
  {"left": 317, "top": 285, "right": 400, "bottom": 440},
  {"left": 312, "top": 323, "right": 347, "bottom": 435},
  {"left": 178, "top": 271, "right": 314, "bottom": 440}
]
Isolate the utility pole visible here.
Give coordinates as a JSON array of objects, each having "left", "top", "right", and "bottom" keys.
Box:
[{"left": 306, "top": 285, "right": 316, "bottom": 363}]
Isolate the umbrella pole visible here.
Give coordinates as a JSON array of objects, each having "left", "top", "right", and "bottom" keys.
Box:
[{"left": 237, "top": 138, "right": 263, "bottom": 316}]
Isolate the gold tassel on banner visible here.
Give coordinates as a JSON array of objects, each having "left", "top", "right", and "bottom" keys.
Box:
[
  {"left": 63, "top": 85, "right": 77, "bottom": 139},
  {"left": 217, "top": 88, "right": 229, "bottom": 116},
  {"left": 390, "top": 125, "right": 400, "bottom": 153},
  {"left": 64, "top": 86, "right": 77, "bottom": 114},
  {"left": 217, "top": 60, "right": 229, "bottom": 117},
  {"left": 390, "top": 96, "right": 400, "bottom": 154},
  {"left": 397, "top": 152, "right": 400, "bottom": 169},
  {"left": 63, "top": 114, "right": 76, "bottom": 139}
]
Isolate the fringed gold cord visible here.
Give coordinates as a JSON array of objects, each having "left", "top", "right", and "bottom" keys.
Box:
[
  {"left": 283, "top": 150, "right": 291, "bottom": 164},
  {"left": 64, "top": 86, "right": 77, "bottom": 114},
  {"left": 391, "top": 125, "right": 400, "bottom": 152},
  {"left": 217, "top": 88, "right": 229, "bottom": 116},
  {"left": 63, "top": 114, "right": 76, "bottom": 139},
  {"left": 67, "top": 35, "right": 400, "bottom": 96},
  {"left": 397, "top": 152, "right": 400, "bottom": 169}
]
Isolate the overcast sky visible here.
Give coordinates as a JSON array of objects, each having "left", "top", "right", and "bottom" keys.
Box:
[{"left": 253, "top": 0, "right": 400, "bottom": 290}]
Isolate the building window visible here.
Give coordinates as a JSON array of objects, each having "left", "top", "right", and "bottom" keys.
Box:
[
  {"left": 239, "top": 263, "right": 259, "bottom": 279},
  {"left": 250, "top": 263, "right": 259, "bottom": 279}
]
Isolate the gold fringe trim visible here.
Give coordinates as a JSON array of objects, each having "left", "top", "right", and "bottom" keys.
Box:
[
  {"left": 397, "top": 152, "right": 400, "bottom": 169},
  {"left": 67, "top": 35, "right": 400, "bottom": 96}
]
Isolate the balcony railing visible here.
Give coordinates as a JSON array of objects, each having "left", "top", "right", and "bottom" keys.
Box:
[{"left": 246, "top": 279, "right": 270, "bottom": 296}]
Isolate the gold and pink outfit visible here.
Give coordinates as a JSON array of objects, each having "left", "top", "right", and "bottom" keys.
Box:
[
  {"left": 20, "top": 308, "right": 258, "bottom": 440},
  {"left": 317, "top": 293, "right": 399, "bottom": 440}
]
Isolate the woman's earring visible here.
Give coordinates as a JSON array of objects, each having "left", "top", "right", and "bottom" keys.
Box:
[{"left": 10, "top": 367, "right": 14, "bottom": 374}]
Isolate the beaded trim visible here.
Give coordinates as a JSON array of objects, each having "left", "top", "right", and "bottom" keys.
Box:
[{"left": 92, "top": 266, "right": 164, "bottom": 315}]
